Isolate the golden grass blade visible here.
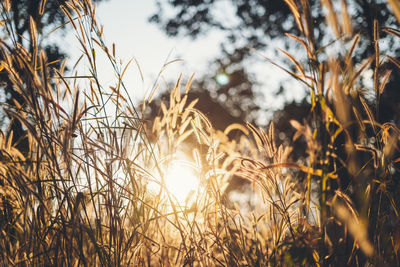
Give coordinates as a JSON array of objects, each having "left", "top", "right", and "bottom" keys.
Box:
[
  {"left": 284, "top": 0, "right": 304, "bottom": 33},
  {"left": 388, "top": 0, "right": 400, "bottom": 23},
  {"left": 4, "top": 0, "right": 10, "bottom": 11},
  {"left": 383, "top": 27, "right": 400, "bottom": 39},
  {"left": 185, "top": 73, "right": 195, "bottom": 95},
  {"left": 60, "top": 5, "right": 77, "bottom": 30},
  {"left": 379, "top": 70, "right": 392, "bottom": 95},
  {"left": 355, "top": 144, "right": 378, "bottom": 168},
  {"left": 345, "top": 34, "right": 360, "bottom": 66},
  {"left": 178, "top": 117, "right": 191, "bottom": 135},
  {"left": 120, "top": 57, "right": 135, "bottom": 82},
  {"left": 246, "top": 121, "right": 264, "bottom": 148},
  {"left": 300, "top": 0, "right": 315, "bottom": 47},
  {"left": 224, "top": 123, "right": 249, "bottom": 136},
  {"left": 278, "top": 48, "right": 306, "bottom": 78},
  {"left": 285, "top": 33, "right": 313, "bottom": 59},
  {"left": 29, "top": 16, "right": 38, "bottom": 67},
  {"left": 374, "top": 20, "right": 380, "bottom": 93},
  {"left": 359, "top": 96, "right": 376, "bottom": 135},
  {"left": 147, "top": 83, "right": 159, "bottom": 104},
  {"left": 352, "top": 106, "right": 366, "bottom": 131},
  {"left": 388, "top": 55, "right": 400, "bottom": 69},
  {"left": 39, "top": 0, "right": 47, "bottom": 15},
  {"left": 176, "top": 129, "right": 194, "bottom": 146},
  {"left": 321, "top": 0, "right": 341, "bottom": 38},
  {"left": 190, "top": 119, "right": 202, "bottom": 144},
  {"left": 341, "top": 0, "right": 353, "bottom": 35},
  {"left": 346, "top": 56, "right": 374, "bottom": 92},
  {"left": 71, "top": 89, "right": 80, "bottom": 136},
  {"left": 251, "top": 46, "right": 313, "bottom": 89}
]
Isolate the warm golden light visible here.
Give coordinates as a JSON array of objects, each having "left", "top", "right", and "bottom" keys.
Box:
[
  {"left": 163, "top": 161, "right": 199, "bottom": 205},
  {"left": 148, "top": 156, "right": 201, "bottom": 207}
]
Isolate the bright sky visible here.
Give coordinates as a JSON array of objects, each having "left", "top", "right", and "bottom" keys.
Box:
[
  {"left": 64, "top": 0, "right": 305, "bottom": 122},
  {"left": 66, "top": 1, "right": 221, "bottom": 99}
]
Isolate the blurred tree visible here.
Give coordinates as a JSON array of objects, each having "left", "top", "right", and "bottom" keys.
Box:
[
  {"left": 149, "top": 0, "right": 400, "bottom": 126},
  {"left": 0, "top": 0, "right": 106, "bottom": 152},
  {"left": 148, "top": 63, "right": 261, "bottom": 131},
  {"left": 150, "top": 0, "right": 399, "bottom": 62}
]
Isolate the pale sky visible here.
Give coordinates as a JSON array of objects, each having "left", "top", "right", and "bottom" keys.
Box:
[
  {"left": 64, "top": 0, "right": 305, "bottom": 122},
  {"left": 66, "top": 1, "right": 223, "bottom": 99}
]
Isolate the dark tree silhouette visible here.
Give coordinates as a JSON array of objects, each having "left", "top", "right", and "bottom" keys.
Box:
[
  {"left": 149, "top": 0, "right": 400, "bottom": 126},
  {"left": 150, "top": 0, "right": 398, "bottom": 61}
]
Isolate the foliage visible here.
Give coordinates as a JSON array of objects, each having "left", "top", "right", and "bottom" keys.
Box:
[
  {"left": 0, "top": 0, "right": 400, "bottom": 266},
  {"left": 150, "top": 0, "right": 400, "bottom": 127},
  {"left": 151, "top": 0, "right": 399, "bottom": 62}
]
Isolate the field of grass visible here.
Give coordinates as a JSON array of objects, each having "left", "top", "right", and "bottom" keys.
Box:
[{"left": 1, "top": 0, "right": 400, "bottom": 266}]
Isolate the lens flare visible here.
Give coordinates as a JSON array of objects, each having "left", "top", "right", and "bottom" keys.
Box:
[{"left": 216, "top": 73, "right": 229, "bottom": 86}]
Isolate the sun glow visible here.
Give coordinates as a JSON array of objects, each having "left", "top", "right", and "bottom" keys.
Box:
[
  {"left": 148, "top": 156, "right": 201, "bottom": 207},
  {"left": 163, "top": 161, "right": 200, "bottom": 205}
]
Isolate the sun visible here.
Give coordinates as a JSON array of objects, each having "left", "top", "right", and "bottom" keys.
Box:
[{"left": 163, "top": 161, "right": 200, "bottom": 205}]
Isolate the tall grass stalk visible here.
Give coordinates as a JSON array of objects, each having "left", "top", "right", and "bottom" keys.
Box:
[{"left": 0, "top": 0, "right": 399, "bottom": 266}]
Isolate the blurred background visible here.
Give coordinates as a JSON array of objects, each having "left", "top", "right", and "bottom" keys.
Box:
[{"left": 63, "top": 0, "right": 302, "bottom": 127}]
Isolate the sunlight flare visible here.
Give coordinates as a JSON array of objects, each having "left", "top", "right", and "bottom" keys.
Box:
[
  {"left": 148, "top": 156, "right": 201, "bottom": 206},
  {"left": 164, "top": 161, "right": 200, "bottom": 204}
]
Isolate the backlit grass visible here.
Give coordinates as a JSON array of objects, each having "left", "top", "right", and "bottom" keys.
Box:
[{"left": 1, "top": 0, "right": 400, "bottom": 266}]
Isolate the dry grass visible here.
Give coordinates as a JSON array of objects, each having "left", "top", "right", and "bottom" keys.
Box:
[{"left": 0, "top": 0, "right": 400, "bottom": 266}]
